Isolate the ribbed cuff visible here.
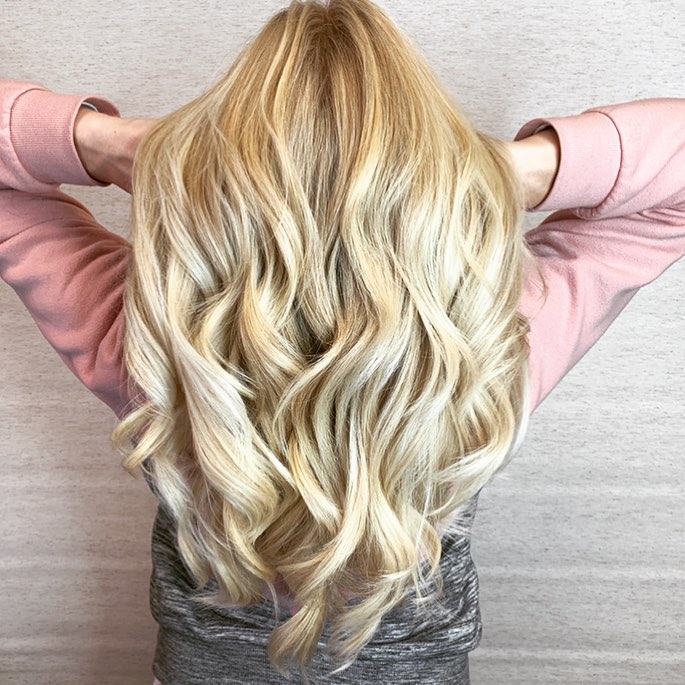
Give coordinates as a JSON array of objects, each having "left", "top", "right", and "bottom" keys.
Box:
[
  {"left": 10, "top": 87, "right": 121, "bottom": 187},
  {"left": 514, "top": 110, "right": 621, "bottom": 212}
]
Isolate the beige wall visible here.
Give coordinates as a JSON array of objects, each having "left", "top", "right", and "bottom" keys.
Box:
[{"left": 1, "top": 1, "right": 683, "bottom": 683}]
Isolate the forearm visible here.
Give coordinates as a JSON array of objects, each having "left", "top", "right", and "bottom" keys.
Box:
[
  {"left": 73, "top": 107, "right": 133, "bottom": 193},
  {"left": 505, "top": 128, "right": 561, "bottom": 211},
  {"left": 522, "top": 128, "right": 561, "bottom": 209}
]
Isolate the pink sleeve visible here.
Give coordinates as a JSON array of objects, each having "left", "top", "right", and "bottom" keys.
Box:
[
  {"left": 515, "top": 98, "right": 685, "bottom": 414},
  {"left": 0, "top": 79, "right": 136, "bottom": 419}
]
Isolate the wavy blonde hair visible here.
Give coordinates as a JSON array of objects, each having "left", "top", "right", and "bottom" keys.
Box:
[{"left": 111, "top": 0, "right": 545, "bottom": 680}]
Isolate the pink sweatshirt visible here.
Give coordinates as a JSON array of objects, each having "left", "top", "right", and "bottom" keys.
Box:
[
  {"left": 1, "top": 80, "right": 684, "bottom": 424},
  {"left": 2, "top": 83, "right": 685, "bottom": 684}
]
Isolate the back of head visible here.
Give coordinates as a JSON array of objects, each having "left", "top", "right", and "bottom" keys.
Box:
[{"left": 111, "top": 0, "right": 536, "bottom": 680}]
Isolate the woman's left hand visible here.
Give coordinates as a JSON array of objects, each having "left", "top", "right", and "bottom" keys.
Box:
[{"left": 73, "top": 107, "right": 158, "bottom": 194}]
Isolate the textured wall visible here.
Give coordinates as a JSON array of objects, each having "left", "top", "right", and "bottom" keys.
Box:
[{"left": 1, "top": 1, "right": 683, "bottom": 683}]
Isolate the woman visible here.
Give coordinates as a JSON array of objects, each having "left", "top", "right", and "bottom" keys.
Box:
[{"left": 1, "top": 0, "right": 683, "bottom": 683}]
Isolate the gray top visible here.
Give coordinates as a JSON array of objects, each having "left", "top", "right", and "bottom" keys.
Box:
[{"left": 143, "top": 467, "right": 481, "bottom": 684}]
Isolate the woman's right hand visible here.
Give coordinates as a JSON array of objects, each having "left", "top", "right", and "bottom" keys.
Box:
[{"left": 503, "top": 127, "right": 561, "bottom": 211}]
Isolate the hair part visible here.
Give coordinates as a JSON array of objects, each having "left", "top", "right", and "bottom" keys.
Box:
[{"left": 111, "top": 0, "right": 544, "bottom": 680}]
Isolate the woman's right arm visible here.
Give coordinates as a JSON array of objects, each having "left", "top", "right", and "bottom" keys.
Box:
[{"left": 510, "top": 98, "right": 685, "bottom": 414}]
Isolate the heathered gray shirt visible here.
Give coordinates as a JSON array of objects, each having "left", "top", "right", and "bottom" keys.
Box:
[{"left": 145, "top": 466, "right": 480, "bottom": 685}]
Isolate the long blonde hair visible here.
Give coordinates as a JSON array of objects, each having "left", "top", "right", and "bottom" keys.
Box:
[{"left": 111, "top": 0, "right": 543, "bottom": 679}]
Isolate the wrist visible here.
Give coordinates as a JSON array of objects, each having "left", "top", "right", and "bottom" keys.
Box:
[
  {"left": 520, "top": 128, "right": 561, "bottom": 210},
  {"left": 504, "top": 129, "right": 561, "bottom": 211},
  {"left": 73, "top": 108, "right": 132, "bottom": 191}
]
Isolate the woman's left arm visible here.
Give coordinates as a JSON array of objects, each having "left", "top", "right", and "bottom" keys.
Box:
[
  {"left": 0, "top": 79, "right": 136, "bottom": 420},
  {"left": 0, "top": 79, "right": 122, "bottom": 192}
]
